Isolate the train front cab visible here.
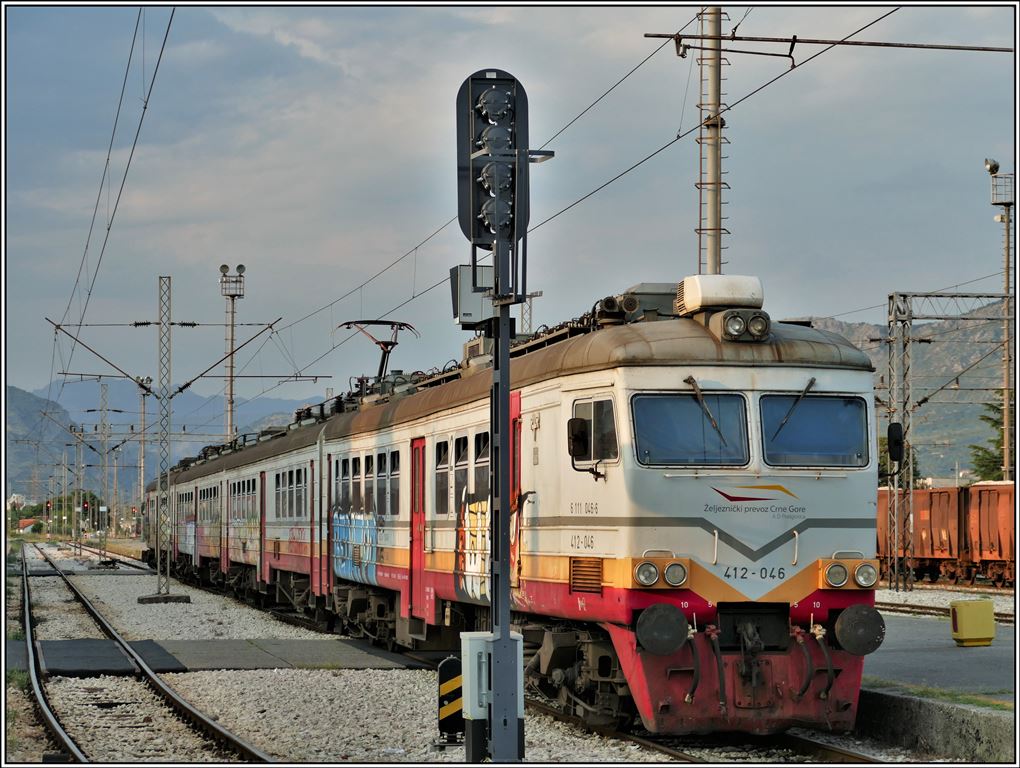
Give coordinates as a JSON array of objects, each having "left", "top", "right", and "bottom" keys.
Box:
[
  {"left": 600, "top": 562, "right": 885, "bottom": 735},
  {"left": 560, "top": 367, "right": 888, "bottom": 735}
]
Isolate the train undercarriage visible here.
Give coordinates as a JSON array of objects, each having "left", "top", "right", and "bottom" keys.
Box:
[{"left": 144, "top": 547, "right": 875, "bottom": 734}]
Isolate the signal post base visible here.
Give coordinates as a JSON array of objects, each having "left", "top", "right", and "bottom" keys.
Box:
[{"left": 137, "top": 593, "right": 191, "bottom": 604}]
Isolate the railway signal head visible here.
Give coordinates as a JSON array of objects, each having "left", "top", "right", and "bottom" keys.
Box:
[{"left": 456, "top": 69, "right": 530, "bottom": 249}]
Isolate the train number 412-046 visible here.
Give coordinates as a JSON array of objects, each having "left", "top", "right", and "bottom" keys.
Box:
[{"left": 723, "top": 566, "right": 786, "bottom": 580}]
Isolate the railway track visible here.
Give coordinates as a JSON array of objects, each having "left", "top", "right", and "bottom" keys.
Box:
[
  {"left": 23, "top": 543, "right": 272, "bottom": 762},
  {"left": 876, "top": 600, "right": 1014, "bottom": 625},
  {"left": 74, "top": 542, "right": 151, "bottom": 571},
  {"left": 880, "top": 580, "right": 1013, "bottom": 596},
  {"left": 525, "top": 697, "right": 879, "bottom": 762}
]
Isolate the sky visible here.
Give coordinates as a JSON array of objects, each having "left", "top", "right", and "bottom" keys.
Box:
[{"left": 3, "top": 3, "right": 1017, "bottom": 416}]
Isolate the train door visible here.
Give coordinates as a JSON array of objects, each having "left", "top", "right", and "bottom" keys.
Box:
[
  {"left": 410, "top": 437, "right": 426, "bottom": 619},
  {"left": 221, "top": 479, "right": 229, "bottom": 576},
  {"left": 309, "top": 458, "right": 318, "bottom": 593},
  {"left": 509, "top": 392, "right": 523, "bottom": 588},
  {"left": 323, "top": 454, "right": 331, "bottom": 597},
  {"left": 259, "top": 471, "right": 267, "bottom": 585}
]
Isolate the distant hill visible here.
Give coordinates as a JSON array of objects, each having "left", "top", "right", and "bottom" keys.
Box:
[
  {"left": 807, "top": 302, "right": 1007, "bottom": 478},
  {"left": 8, "top": 381, "right": 316, "bottom": 502},
  {"left": 5, "top": 386, "right": 100, "bottom": 498}
]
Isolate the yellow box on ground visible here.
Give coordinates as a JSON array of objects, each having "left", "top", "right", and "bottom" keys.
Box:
[{"left": 950, "top": 598, "right": 996, "bottom": 647}]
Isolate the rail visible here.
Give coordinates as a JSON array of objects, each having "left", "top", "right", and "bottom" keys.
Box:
[
  {"left": 30, "top": 543, "right": 273, "bottom": 762},
  {"left": 876, "top": 600, "right": 1014, "bottom": 626},
  {"left": 21, "top": 544, "right": 87, "bottom": 762}
]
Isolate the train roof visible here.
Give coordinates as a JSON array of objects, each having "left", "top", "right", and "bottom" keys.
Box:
[{"left": 150, "top": 316, "right": 871, "bottom": 488}]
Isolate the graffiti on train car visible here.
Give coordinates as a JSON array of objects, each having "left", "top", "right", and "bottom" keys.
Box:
[
  {"left": 332, "top": 500, "right": 379, "bottom": 585},
  {"left": 455, "top": 492, "right": 490, "bottom": 602}
]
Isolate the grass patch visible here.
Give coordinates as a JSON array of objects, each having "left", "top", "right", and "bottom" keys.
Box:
[
  {"left": 6, "top": 669, "right": 30, "bottom": 693},
  {"left": 863, "top": 676, "right": 1013, "bottom": 712}
]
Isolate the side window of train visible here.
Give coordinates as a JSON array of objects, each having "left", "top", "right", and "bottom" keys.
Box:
[
  {"left": 352, "top": 457, "right": 362, "bottom": 514},
  {"left": 389, "top": 450, "right": 400, "bottom": 515},
  {"left": 377, "top": 453, "right": 387, "bottom": 516},
  {"left": 365, "top": 455, "right": 375, "bottom": 515},
  {"left": 454, "top": 436, "right": 469, "bottom": 512},
  {"left": 435, "top": 441, "right": 449, "bottom": 515},
  {"left": 572, "top": 398, "right": 619, "bottom": 461},
  {"left": 297, "top": 468, "right": 306, "bottom": 519},
  {"left": 474, "top": 432, "right": 490, "bottom": 501},
  {"left": 274, "top": 473, "right": 281, "bottom": 519},
  {"left": 340, "top": 459, "right": 351, "bottom": 512},
  {"left": 289, "top": 469, "right": 297, "bottom": 518}
]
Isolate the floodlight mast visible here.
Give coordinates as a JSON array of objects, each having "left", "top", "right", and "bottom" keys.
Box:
[
  {"left": 220, "top": 265, "right": 246, "bottom": 443},
  {"left": 986, "top": 158, "right": 1014, "bottom": 481}
]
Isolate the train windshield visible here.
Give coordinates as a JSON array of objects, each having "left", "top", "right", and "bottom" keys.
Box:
[
  {"left": 632, "top": 393, "right": 749, "bottom": 465},
  {"left": 760, "top": 395, "right": 868, "bottom": 467}
]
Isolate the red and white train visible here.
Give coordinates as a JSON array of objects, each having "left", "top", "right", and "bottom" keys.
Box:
[{"left": 144, "top": 274, "right": 887, "bottom": 735}]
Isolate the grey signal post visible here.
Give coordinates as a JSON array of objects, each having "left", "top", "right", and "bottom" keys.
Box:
[{"left": 455, "top": 69, "right": 552, "bottom": 763}]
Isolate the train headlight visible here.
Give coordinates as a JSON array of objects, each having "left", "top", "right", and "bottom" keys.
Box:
[
  {"left": 854, "top": 563, "right": 879, "bottom": 588},
  {"left": 825, "top": 562, "right": 849, "bottom": 588},
  {"left": 635, "top": 561, "right": 659, "bottom": 587},
  {"left": 664, "top": 562, "right": 688, "bottom": 587},
  {"left": 747, "top": 314, "right": 770, "bottom": 337},
  {"left": 724, "top": 313, "right": 746, "bottom": 337}
]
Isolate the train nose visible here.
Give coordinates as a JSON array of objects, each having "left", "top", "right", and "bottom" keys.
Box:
[{"left": 834, "top": 604, "right": 886, "bottom": 655}]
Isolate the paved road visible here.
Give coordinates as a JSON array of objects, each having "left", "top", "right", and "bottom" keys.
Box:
[{"left": 864, "top": 614, "right": 1015, "bottom": 700}]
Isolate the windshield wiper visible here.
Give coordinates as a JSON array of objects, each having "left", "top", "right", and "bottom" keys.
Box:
[
  {"left": 684, "top": 375, "right": 727, "bottom": 446},
  {"left": 771, "top": 377, "right": 817, "bottom": 441}
]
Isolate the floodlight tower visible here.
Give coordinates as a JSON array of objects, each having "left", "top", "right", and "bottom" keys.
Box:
[
  {"left": 985, "top": 158, "right": 1014, "bottom": 481},
  {"left": 219, "top": 264, "right": 246, "bottom": 443}
]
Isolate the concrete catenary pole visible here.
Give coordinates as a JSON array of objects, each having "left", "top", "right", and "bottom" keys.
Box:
[
  {"left": 705, "top": 7, "right": 723, "bottom": 275},
  {"left": 62, "top": 449, "right": 68, "bottom": 539},
  {"left": 136, "top": 377, "right": 152, "bottom": 533}
]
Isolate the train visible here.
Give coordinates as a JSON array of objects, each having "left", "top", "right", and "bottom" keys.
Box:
[
  {"left": 877, "top": 482, "right": 1014, "bottom": 586},
  {"left": 142, "top": 273, "right": 890, "bottom": 735}
]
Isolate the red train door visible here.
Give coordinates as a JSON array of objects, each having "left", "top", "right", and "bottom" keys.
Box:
[
  {"left": 509, "top": 392, "right": 522, "bottom": 588},
  {"left": 221, "top": 480, "right": 229, "bottom": 575},
  {"left": 259, "top": 471, "right": 267, "bottom": 585},
  {"left": 308, "top": 459, "right": 315, "bottom": 589},
  {"left": 410, "top": 437, "right": 426, "bottom": 619}
]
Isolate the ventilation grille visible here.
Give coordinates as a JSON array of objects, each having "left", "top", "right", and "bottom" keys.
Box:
[
  {"left": 353, "top": 545, "right": 362, "bottom": 567},
  {"left": 569, "top": 558, "right": 603, "bottom": 594},
  {"left": 674, "top": 281, "right": 687, "bottom": 316}
]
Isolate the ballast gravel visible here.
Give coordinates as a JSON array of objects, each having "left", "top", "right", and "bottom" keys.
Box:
[
  {"left": 164, "top": 668, "right": 671, "bottom": 763},
  {"left": 26, "top": 576, "right": 106, "bottom": 640},
  {"left": 45, "top": 675, "right": 228, "bottom": 762},
  {"left": 876, "top": 586, "right": 1014, "bottom": 615},
  {"left": 66, "top": 574, "right": 324, "bottom": 641}
]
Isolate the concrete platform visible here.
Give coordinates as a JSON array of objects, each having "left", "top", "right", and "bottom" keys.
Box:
[
  {"left": 24, "top": 637, "right": 424, "bottom": 676},
  {"left": 855, "top": 614, "right": 1015, "bottom": 762},
  {"left": 155, "top": 638, "right": 425, "bottom": 672},
  {"left": 7, "top": 639, "right": 28, "bottom": 671},
  {"left": 36, "top": 639, "right": 138, "bottom": 677}
]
